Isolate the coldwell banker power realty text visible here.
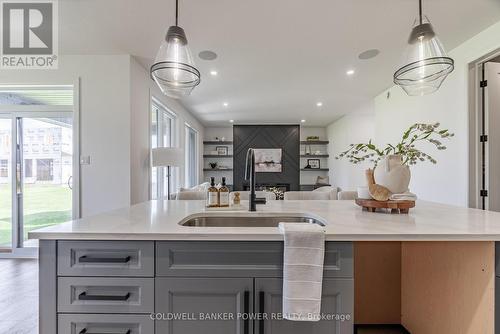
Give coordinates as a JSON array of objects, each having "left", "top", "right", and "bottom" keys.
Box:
[{"left": 0, "top": 0, "right": 58, "bottom": 69}]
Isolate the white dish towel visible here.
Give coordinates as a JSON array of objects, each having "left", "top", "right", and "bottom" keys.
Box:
[
  {"left": 278, "top": 222, "right": 326, "bottom": 321},
  {"left": 389, "top": 191, "right": 417, "bottom": 201}
]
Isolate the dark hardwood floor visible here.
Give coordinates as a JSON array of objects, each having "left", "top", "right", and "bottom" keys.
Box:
[{"left": 0, "top": 259, "right": 38, "bottom": 334}]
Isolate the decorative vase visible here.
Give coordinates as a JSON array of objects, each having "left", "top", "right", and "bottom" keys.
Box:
[{"left": 373, "top": 155, "right": 411, "bottom": 194}]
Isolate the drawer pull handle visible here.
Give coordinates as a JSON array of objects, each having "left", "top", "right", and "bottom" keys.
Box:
[
  {"left": 244, "top": 290, "right": 249, "bottom": 334},
  {"left": 79, "top": 329, "right": 131, "bottom": 334},
  {"left": 78, "top": 292, "right": 131, "bottom": 301},
  {"left": 259, "top": 291, "right": 265, "bottom": 334},
  {"left": 79, "top": 255, "right": 131, "bottom": 263}
]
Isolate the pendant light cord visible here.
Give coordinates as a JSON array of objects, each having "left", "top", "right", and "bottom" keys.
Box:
[
  {"left": 175, "top": 0, "right": 179, "bottom": 26},
  {"left": 419, "top": 0, "right": 423, "bottom": 25}
]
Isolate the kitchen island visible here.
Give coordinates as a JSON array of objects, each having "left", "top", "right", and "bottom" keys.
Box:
[{"left": 30, "top": 200, "right": 500, "bottom": 334}]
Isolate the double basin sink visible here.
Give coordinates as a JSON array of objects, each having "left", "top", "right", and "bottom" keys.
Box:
[{"left": 180, "top": 215, "right": 325, "bottom": 227}]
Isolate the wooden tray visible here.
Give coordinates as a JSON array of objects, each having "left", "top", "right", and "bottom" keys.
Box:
[{"left": 355, "top": 198, "right": 415, "bottom": 214}]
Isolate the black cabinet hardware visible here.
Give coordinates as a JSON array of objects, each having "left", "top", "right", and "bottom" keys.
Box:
[
  {"left": 244, "top": 290, "right": 250, "bottom": 334},
  {"left": 259, "top": 291, "right": 265, "bottom": 334},
  {"left": 78, "top": 292, "right": 131, "bottom": 301},
  {"left": 79, "top": 329, "right": 131, "bottom": 334},
  {"left": 79, "top": 255, "right": 131, "bottom": 263}
]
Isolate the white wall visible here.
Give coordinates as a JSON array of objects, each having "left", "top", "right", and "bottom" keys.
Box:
[
  {"left": 204, "top": 127, "right": 233, "bottom": 142},
  {"left": 0, "top": 55, "right": 131, "bottom": 216},
  {"left": 374, "top": 20, "right": 500, "bottom": 206},
  {"left": 327, "top": 106, "right": 375, "bottom": 191},
  {"left": 327, "top": 20, "right": 500, "bottom": 206},
  {"left": 130, "top": 57, "right": 205, "bottom": 204},
  {"left": 300, "top": 126, "right": 327, "bottom": 141}
]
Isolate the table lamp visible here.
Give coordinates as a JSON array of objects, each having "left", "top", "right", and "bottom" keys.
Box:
[{"left": 151, "top": 147, "right": 184, "bottom": 199}]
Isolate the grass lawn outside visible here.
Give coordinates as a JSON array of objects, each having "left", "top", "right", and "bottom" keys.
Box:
[{"left": 0, "top": 184, "right": 71, "bottom": 247}]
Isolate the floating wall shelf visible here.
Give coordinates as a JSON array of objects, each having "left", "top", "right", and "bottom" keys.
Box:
[{"left": 203, "top": 141, "right": 233, "bottom": 145}]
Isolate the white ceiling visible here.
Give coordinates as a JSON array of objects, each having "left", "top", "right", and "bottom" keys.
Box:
[{"left": 59, "top": 0, "right": 500, "bottom": 126}]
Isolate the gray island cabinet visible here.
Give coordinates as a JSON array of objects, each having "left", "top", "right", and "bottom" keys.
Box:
[{"left": 41, "top": 239, "right": 354, "bottom": 334}]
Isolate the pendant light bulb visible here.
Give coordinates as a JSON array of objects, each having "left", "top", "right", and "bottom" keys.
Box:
[
  {"left": 150, "top": 0, "right": 200, "bottom": 98},
  {"left": 394, "top": 0, "right": 454, "bottom": 96}
]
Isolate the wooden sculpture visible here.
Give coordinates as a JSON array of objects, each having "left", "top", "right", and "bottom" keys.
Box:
[{"left": 365, "top": 168, "right": 391, "bottom": 201}]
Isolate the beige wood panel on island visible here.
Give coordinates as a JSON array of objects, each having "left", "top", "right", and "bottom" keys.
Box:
[
  {"left": 354, "top": 242, "right": 401, "bottom": 324},
  {"left": 401, "top": 242, "right": 494, "bottom": 334}
]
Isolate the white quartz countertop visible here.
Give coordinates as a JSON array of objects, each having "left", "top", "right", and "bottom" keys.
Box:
[{"left": 28, "top": 200, "right": 500, "bottom": 241}]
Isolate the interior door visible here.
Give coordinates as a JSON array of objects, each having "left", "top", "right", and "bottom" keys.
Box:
[
  {"left": 484, "top": 62, "right": 500, "bottom": 211},
  {"left": 255, "top": 278, "right": 354, "bottom": 334},
  {"left": 0, "top": 117, "right": 12, "bottom": 250},
  {"left": 155, "top": 277, "right": 253, "bottom": 334}
]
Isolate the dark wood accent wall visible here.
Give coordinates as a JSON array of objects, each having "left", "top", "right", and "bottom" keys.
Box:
[{"left": 233, "top": 125, "right": 300, "bottom": 191}]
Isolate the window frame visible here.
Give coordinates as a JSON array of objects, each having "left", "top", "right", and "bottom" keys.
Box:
[
  {"left": 150, "top": 97, "right": 177, "bottom": 199},
  {"left": 184, "top": 123, "right": 199, "bottom": 188}
]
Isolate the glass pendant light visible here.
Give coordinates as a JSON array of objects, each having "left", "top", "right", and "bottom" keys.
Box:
[
  {"left": 150, "top": 0, "right": 200, "bottom": 98},
  {"left": 394, "top": 0, "right": 454, "bottom": 96}
]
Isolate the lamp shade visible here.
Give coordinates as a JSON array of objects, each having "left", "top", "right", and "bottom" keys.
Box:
[
  {"left": 150, "top": 26, "right": 201, "bottom": 98},
  {"left": 151, "top": 147, "right": 184, "bottom": 167},
  {"left": 393, "top": 16, "right": 454, "bottom": 96}
]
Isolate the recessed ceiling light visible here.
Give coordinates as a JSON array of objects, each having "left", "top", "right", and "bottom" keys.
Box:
[
  {"left": 346, "top": 69, "right": 355, "bottom": 76},
  {"left": 210, "top": 70, "right": 218, "bottom": 76},
  {"left": 316, "top": 102, "right": 323, "bottom": 107},
  {"left": 358, "top": 49, "right": 380, "bottom": 60},
  {"left": 229, "top": 119, "right": 234, "bottom": 123},
  {"left": 223, "top": 102, "right": 229, "bottom": 107},
  {"left": 198, "top": 50, "right": 218, "bottom": 61},
  {"left": 301, "top": 119, "right": 306, "bottom": 123}
]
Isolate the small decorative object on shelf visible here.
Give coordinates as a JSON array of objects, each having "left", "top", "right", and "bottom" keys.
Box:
[
  {"left": 216, "top": 146, "right": 228, "bottom": 155},
  {"left": 267, "top": 187, "right": 285, "bottom": 200},
  {"left": 307, "top": 159, "right": 320, "bottom": 169},
  {"left": 316, "top": 175, "right": 329, "bottom": 185},
  {"left": 304, "top": 163, "right": 311, "bottom": 169},
  {"left": 306, "top": 136, "right": 320, "bottom": 141},
  {"left": 209, "top": 162, "right": 218, "bottom": 169},
  {"left": 304, "top": 145, "right": 311, "bottom": 155}
]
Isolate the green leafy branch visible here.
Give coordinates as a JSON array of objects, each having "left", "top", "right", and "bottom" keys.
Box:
[{"left": 335, "top": 122, "right": 454, "bottom": 167}]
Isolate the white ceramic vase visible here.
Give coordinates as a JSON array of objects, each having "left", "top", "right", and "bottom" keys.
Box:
[{"left": 373, "top": 155, "right": 411, "bottom": 194}]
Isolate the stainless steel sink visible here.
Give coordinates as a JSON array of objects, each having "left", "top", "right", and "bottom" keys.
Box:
[{"left": 180, "top": 215, "right": 325, "bottom": 227}]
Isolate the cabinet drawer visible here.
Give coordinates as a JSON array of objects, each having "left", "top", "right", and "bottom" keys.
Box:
[
  {"left": 57, "top": 277, "right": 154, "bottom": 314},
  {"left": 58, "top": 313, "right": 154, "bottom": 334},
  {"left": 58, "top": 241, "right": 154, "bottom": 277},
  {"left": 156, "top": 241, "right": 353, "bottom": 278}
]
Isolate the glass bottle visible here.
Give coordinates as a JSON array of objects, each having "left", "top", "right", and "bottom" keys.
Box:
[
  {"left": 207, "top": 177, "right": 219, "bottom": 207},
  {"left": 219, "top": 177, "right": 230, "bottom": 207}
]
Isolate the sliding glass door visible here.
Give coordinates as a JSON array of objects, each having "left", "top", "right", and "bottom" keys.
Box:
[{"left": 21, "top": 116, "right": 73, "bottom": 247}]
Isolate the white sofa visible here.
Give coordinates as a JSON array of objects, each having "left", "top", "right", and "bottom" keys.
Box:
[
  {"left": 337, "top": 190, "right": 358, "bottom": 200},
  {"left": 283, "top": 186, "right": 339, "bottom": 200},
  {"left": 230, "top": 191, "right": 277, "bottom": 201},
  {"left": 173, "top": 182, "right": 210, "bottom": 200}
]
